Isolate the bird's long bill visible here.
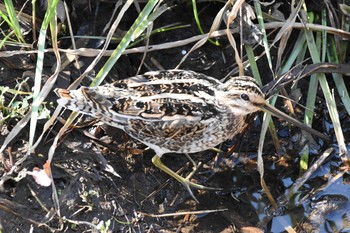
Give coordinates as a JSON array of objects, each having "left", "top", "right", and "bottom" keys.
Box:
[{"left": 262, "top": 101, "right": 328, "bottom": 141}]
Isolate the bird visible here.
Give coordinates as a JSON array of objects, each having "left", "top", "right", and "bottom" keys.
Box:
[{"left": 56, "top": 69, "right": 327, "bottom": 202}]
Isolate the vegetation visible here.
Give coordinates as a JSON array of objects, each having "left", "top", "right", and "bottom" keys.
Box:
[{"left": 0, "top": 0, "right": 349, "bottom": 232}]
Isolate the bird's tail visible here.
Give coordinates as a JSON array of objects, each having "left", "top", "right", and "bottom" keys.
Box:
[
  {"left": 55, "top": 88, "right": 130, "bottom": 129},
  {"left": 55, "top": 88, "right": 98, "bottom": 117}
]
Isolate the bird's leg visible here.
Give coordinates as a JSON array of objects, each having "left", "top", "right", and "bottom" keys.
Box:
[{"left": 152, "top": 155, "right": 220, "bottom": 203}]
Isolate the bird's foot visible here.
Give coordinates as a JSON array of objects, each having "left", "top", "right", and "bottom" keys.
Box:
[{"left": 152, "top": 155, "right": 221, "bottom": 203}]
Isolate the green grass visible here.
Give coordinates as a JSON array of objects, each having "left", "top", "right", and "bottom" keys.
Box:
[{"left": 0, "top": 1, "right": 349, "bottom": 231}]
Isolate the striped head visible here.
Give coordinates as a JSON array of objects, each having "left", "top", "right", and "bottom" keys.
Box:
[{"left": 219, "top": 76, "right": 266, "bottom": 115}]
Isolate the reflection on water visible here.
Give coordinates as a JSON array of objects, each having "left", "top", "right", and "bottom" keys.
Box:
[{"left": 229, "top": 143, "right": 350, "bottom": 232}]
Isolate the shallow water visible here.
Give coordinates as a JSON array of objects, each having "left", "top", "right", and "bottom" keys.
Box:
[{"left": 230, "top": 143, "right": 350, "bottom": 232}]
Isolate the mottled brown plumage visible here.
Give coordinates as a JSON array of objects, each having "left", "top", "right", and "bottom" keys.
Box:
[{"left": 56, "top": 69, "right": 326, "bottom": 202}]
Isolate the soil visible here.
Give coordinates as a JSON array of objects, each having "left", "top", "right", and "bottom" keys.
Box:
[{"left": 0, "top": 1, "right": 349, "bottom": 232}]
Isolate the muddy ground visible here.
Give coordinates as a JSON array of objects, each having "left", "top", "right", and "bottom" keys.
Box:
[{"left": 0, "top": 1, "right": 349, "bottom": 232}]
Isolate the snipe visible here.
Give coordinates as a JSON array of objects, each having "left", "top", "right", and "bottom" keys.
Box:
[{"left": 56, "top": 70, "right": 326, "bottom": 201}]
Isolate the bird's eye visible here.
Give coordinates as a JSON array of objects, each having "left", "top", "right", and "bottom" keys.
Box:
[{"left": 240, "top": 94, "right": 250, "bottom": 101}]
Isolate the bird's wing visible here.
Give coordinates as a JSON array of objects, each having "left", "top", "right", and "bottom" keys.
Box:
[{"left": 57, "top": 70, "right": 222, "bottom": 124}]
